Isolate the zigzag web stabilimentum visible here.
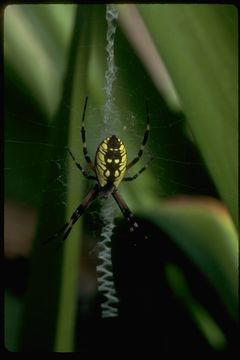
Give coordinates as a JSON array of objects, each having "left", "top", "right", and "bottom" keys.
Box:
[{"left": 96, "top": 4, "right": 120, "bottom": 318}]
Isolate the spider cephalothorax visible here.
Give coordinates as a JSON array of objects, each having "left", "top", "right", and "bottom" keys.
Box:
[{"left": 48, "top": 96, "right": 152, "bottom": 244}]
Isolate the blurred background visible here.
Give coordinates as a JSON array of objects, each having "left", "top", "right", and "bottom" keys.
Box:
[{"left": 4, "top": 4, "right": 238, "bottom": 354}]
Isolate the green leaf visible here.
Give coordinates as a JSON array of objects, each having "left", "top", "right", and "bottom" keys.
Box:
[
  {"left": 4, "top": 4, "right": 75, "bottom": 116},
  {"left": 165, "top": 264, "right": 227, "bottom": 350},
  {"left": 148, "top": 196, "right": 238, "bottom": 320},
  {"left": 54, "top": 6, "right": 93, "bottom": 352},
  {"left": 18, "top": 5, "right": 92, "bottom": 351},
  {"left": 134, "top": 4, "right": 237, "bottom": 226},
  {"left": 5, "top": 291, "right": 24, "bottom": 351}
]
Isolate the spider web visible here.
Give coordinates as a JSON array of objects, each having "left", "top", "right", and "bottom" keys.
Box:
[
  {"left": 4, "top": 4, "right": 216, "bottom": 294},
  {"left": 96, "top": 4, "right": 120, "bottom": 318},
  {"left": 4, "top": 89, "right": 207, "bottom": 209}
]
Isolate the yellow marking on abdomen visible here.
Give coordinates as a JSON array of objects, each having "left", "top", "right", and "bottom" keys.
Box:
[
  {"left": 121, "top": 154, "right": 127, "bottom": 164},
  {"left": 97, "top": 151, "right": 105, "bottom": 163},
  {"left": 95, "top": 136, "right": 128, "bottom": 188},
  {"left": 119, "top": 164, "right": 126, "bottom": 171}
]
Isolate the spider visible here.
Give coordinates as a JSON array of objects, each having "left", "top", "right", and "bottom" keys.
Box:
[{"left": 48, "top": 96, "right": 152, "bottom": 244}]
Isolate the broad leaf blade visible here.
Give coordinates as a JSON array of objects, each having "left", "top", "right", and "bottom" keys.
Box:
[
  {"left": 148, "top": 196, "right": 238, "bottom": 320},
  {"left": 136, "top": 5, "right": 238, "bottom": 226}
]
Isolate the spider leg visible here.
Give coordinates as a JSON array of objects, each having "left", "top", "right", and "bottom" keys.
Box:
[
  {"left": 67, "top": 147, "right": 96, "bottom": 180},
  {"left": 123, "top": 157, "right": 153, "bottom": 182},
  {"left": 81, "top": 96, "right": 95, "bottom": 172},
  {"left": 45, "top": 185, "right": 99, "bottom": 245},
  {"left": 126, "top": 100, "right": 150, "bottom": 171},
  {"left": 112, "top": 189, "right": 148, "bottom": 240}
]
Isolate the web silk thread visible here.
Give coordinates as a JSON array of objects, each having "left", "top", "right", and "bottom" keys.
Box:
[{"left": 96, "top": 4, "right": 120, "bottom": 318}]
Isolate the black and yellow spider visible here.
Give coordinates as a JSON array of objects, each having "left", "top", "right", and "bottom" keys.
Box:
[{"left": 49, "top": 96, "right": 152, "bottom": 244}]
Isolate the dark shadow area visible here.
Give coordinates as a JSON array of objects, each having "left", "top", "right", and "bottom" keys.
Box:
[{"left": 75, "top": 218, "right": 238, "bottom": 355}]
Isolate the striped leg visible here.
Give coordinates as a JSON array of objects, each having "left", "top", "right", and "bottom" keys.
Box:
[
  {"left": 126, "top": 100, "right": 150, "bottom": 171},
  {"left": 45, "top": 185, "right": 99, "bottom": 245},
  {"left": 123, "top": 157, "right": 153, "bottom": 182},
  {"left": 112, "top": 189, "right": 148, "bottom": 240},
  {"left": 81, "top": 96, "right": 95, "bottom": 171},
  {"left": 67, "top": 147, "right": 96, "bottom": 180}
]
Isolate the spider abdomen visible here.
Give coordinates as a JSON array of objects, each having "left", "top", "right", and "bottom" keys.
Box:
[{"left": 95, "top": 135, "right": 127, "bottom": 188}]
